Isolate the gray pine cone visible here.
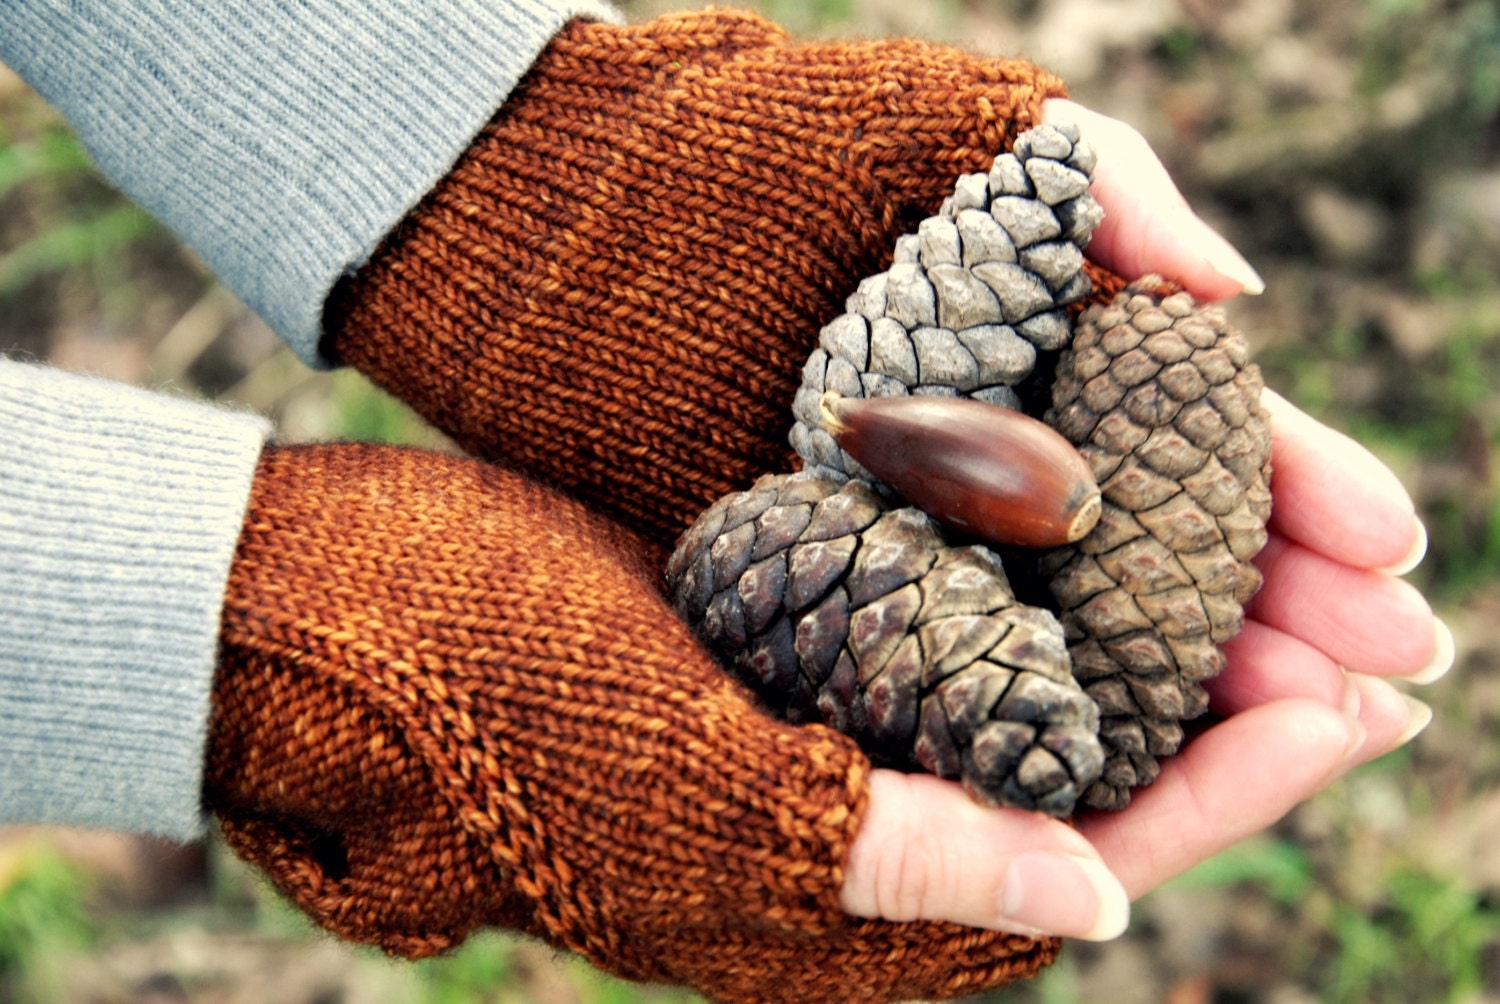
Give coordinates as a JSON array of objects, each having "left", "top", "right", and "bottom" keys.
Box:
[
  {"left": 1043, "top": 279, "right": 1273, "bottom": 810},
  {"left": 665, "top": 470, "right": 1105, "bottom": 817},
  {"left": 790, "top": 123, "right": 1104, "bottom": 480}
]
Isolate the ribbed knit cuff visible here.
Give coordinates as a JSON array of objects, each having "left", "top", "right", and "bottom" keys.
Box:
[
  {"left": 0, "top": 359, "right": 272, "bottom": 839},
  {"left": 0, "top": 0, "right": 622, "bottom": 366}
]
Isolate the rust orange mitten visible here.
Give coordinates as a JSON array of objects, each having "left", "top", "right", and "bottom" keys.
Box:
[
  {"left": 203, "top": 443, "right": 1058, "bottom": 1004},
  {"left": 327, "top": 9, "right": 1076, "bottom": 543}
]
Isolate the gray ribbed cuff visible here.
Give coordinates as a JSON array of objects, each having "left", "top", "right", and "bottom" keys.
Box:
[
  {"left": 0, "top": 359, "right": 271, "bottom": 839},
  {"left": 0, "top": 0, "right": 621, "bottom": 366}
]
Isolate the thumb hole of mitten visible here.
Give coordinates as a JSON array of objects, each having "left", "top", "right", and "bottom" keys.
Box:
[{"left": 839, "top": 770, "right": 1129, "bottom": 941}]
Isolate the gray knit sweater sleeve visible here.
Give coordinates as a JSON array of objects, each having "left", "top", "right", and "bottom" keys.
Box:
[
  {"left": 0, "top": 359, "right": 271, "bottom": 839},
  {"left": 0, "top": 1, "right": 625, "bottom": 838},
  {"left": 0, "top": 0, "right": 621, "bottom": 367}
]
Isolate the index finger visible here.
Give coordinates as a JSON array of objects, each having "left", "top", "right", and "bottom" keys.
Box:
[{"left": 1041, "top": 98, "right": 1263, "bottom": 301}]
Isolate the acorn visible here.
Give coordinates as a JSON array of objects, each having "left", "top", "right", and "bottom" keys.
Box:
[{"left": 818, "top": 392, "right": 1101, "bottom": 549}]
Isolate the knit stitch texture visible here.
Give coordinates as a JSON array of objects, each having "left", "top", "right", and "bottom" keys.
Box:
[
  {"left": 0, "top": 0, "right": 621, "bottom": 364},
  {"left": 206, "top": 444, "right": 1059, "bottom": 1003},
  {"left": 0, "top": 358, "right": 270, "bottom": 838},
  {"left": 329, "top": 10, "right": 1124, "bottom": 546}
]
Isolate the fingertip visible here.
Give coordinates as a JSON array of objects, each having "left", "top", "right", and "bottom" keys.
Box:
[
  {"left": 996, "top": 851, "right": 1130, "bottom": 942},
  {"left": 1396, "top": 694, "right": 1434, "bottom": 748},
  {"left": 1401, "top": 617, "right": 1455, "bottom": 685},
  {"left": 1182, "top": 211, "right": 1265, "bottom": 297},
  {"left": 1379, "top": 517, "right": 1429, "bottom": 577},
  {"left": 1343, "top": 673, "right": 1426, "bottom": 765},
  {"left": 1392, "top": 615, "right": 1452, "bottom": 684},
  {"left": 1073, "top": 856, "right": 1132, "bottom": 941}
]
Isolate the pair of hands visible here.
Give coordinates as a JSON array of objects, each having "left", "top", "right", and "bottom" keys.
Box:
[
  {"left": 306, "top": 12, "right": 1444, "bottom": 962},
  {"left": 834, "top": 99, "right": 1447, "bottom": 940}
]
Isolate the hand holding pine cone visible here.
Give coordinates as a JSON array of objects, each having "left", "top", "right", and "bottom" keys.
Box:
[
  {"left": 669, "top": 125, "right": 1272, "bottom": 814},
  {"left": 213, "top": 15, "right": 1155, "bottom": 1001},
  {"left": 243, "top": 6, "right": 1279, "bottom": 994},
  {"left": 205, "top": 444, "right": 1061, "bottom": 1004}
]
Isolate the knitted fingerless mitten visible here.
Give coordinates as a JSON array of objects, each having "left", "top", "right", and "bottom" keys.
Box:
[
  {"left": 327, "top": 9, "right": 1086, "bottom": 542},
  {"left": 204, "top": 444, "right": 1058, "bottom": 1004}
]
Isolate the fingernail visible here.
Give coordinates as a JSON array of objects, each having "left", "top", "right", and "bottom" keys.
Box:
[
  {"left": 1336, "top": 674, "right": 1368, "bottom": 766},
  {"left": 997, "top": 852, "right": 1130, "bottom": 942},
  {"left": 1340, "top": 671, "right": 1362, "bottom": 718},
  {"left": 1379, "top": 518, "right": 1429, "bottom": 577},
  {"left": 1340, "top": 717, "right": 1369, "bottom": 767},
  {"left": 1396, "top": 695, "right": 1434, "bottom": 747},
  {"left": 1401, "top": 618, "right": 1455, "bottom": 685},
  {"left": 1194, "top": 219, "right": 1266, "bottom": 295}
]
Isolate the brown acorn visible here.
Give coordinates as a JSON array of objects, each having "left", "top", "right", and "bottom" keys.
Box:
[{"left": 818, "top": 392, "right": 1101, "bottom": 549}]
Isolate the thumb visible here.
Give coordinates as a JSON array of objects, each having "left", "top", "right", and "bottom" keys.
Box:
[
  {"left": 839, "top": 770, "right": 1130, "bottom": 941},
  {"left": 1042, "top": 98, "right": 1264, "bottom": 301}
]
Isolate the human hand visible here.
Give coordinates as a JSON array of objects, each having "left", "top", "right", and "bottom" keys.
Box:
[
  {"left": 837, "top": 388, "right": 1443, "bottom": 939},
  {"left": 319, "top": 1, "right": 1440, "bottom": 954},
  {"left": 205, "top": 443, "right": 1064, "bottom": 1004},
  {"left": 833, "top": 101, "right": 1445, "bottom": 938}
]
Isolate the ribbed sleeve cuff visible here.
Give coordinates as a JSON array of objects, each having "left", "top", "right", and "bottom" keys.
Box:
[
  {"left": 0, "top": 0, "right": 622, "bottom": 366},
  {"left": 0, "top": 359, "right": 272, "bottom": 839}
]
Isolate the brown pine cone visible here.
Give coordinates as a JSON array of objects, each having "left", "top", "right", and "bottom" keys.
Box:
[
  {"left": 1043, "top": 279, "right": 1272, "bottom": 810},
  {"left": 666, "top": 470, "right": 1105, "bottom": 817}
]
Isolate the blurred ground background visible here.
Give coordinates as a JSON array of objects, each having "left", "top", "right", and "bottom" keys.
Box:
[{"left": 2, "top": 0, "right": 1498, "bottom": 1001}]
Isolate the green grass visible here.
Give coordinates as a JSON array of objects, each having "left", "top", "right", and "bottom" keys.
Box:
[
  {"left": 0, "top": 130, "right": 93, "bottom": 198},
  {"left": 0, "top": 842, "right": 96, "bottom": 1003},
  {"left": 1320, "top": 866, "right": 1500, "bottom": 1004},
  {"left": 0, "top": 120, "right": 161, "bottom": 297},
  {"left": 0, "top": 201, "right": 157, "bottom": 298}
]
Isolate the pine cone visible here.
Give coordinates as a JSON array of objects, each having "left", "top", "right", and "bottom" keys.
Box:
[
  {"left": 666, "top": 470, "right": 1105, "bottom": 817},
  {"left": 1043, "top": 280, "right": 1272, "bottom": 810},
  {"left": 790, "top": 124, "right": 1102, "bottom": 481}
]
